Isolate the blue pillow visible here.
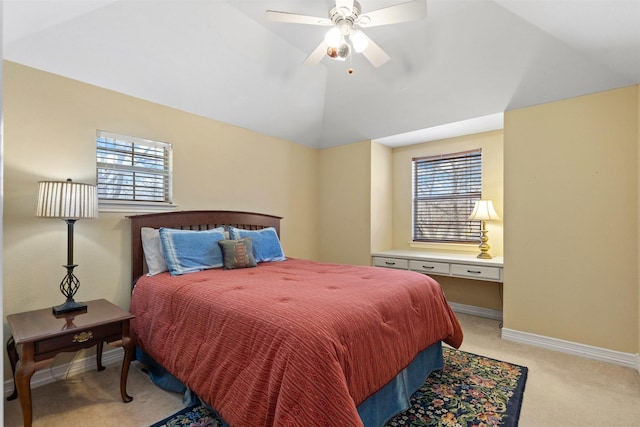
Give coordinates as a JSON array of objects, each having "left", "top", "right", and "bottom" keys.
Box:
[
  {"left": 159, "top": 228, "right": 226, "bottom": 275},
  {"left": 228, "top": 226, "right": 286, "bottom": 262}
]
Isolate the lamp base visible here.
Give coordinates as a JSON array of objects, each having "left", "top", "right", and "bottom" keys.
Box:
[
  {"left": 52, "top": 300, "right": 87, "bottom": 316},
  {"left": 476, "top": 226, "right": 493, "bottom": 259}
]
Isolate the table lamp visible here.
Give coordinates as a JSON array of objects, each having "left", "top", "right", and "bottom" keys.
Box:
[
  {"left": 36, "top": 179, "right": 98, "bottom": 314},
  {"left": 468, "top": 199, "right": 500, "bottom": 259}
]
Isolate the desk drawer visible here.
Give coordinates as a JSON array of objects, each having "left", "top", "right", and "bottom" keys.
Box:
[
  {"left": 409, "top": 260, "right": 450, "bottom": 275},
  {"left": 372, "top": 257, "right": 408, "bottom": 269},
  {"left": 35, "top": 322, "right": 122, "bottom": 356},
  {"left": 451, "top": 264, "right": 501, "bottom": 281}
]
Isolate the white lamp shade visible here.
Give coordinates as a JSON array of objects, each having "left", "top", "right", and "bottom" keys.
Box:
[
  {"left": 36, "top": 180, "right": 98, "bottom": 219},
  {"left": 468, "top": 200, "right": 500, "bottom": 221},
  {"left": 350, "top": 30, "right": 369, "bottom": 53},
  {"left": 324, "top": 27, "right": 342, "bottom": 47}
]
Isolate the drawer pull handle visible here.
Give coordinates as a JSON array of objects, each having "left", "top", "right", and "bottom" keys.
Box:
[
  {"left": 73, "top": 331, "right": 93, "bottom": 343},
  {"left": 385, "top": 262, "right": 396, "bottom": 266},
  {"left": 422, "top": 265, "right": 435, "bottom": 270},
  {"left": 467, "top": 270, "right": 482, "bottom": 274}
]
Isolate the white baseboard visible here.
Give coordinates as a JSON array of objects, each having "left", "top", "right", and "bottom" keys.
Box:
[
  {"left": 502, "top": 327, "right": 640, "bottom": 374},
  {"left": 449, "top": 302, "right": 503, "bottom": 321},
  {"left": 3, "top": 347, "right": 124, "bottom": 398}
]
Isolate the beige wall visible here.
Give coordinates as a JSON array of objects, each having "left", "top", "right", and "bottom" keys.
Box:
[
  {"left": 2, "top": 61, "right": 320, "bottom": 378},
  {"left": 504, "top": 85, "right": 639, "bottom": 353},
  {"left": 370, "top": 142, "right": 393, "bottom": 253},
  {"left": 317, "top": 140, "right": 393, "bottom": 265},
  {"left": 318, "top": 140, "right": 372, "bottom": 265}
]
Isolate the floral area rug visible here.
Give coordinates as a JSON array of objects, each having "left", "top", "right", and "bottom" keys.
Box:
[
  {"left": 150, "top": 348, "right": 527, "bottom": 427},
  {"left": 386, "top": 348, "right": 528, "bottom": 427},
  {"left": 149, "top": 404, "right": 222, "bottom": 427}
]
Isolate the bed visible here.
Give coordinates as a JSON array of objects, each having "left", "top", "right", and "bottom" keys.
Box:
[{"left": 128, "top": 210, "right": 463, "bottom": 427}]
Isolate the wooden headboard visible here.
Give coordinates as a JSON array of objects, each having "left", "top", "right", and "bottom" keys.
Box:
[{"left": 128, "top": 210, "right": 282, "bottom": 285}]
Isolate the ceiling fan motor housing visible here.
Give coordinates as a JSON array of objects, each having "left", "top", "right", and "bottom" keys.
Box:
[
  {"left": 326, "top": 1, "right": 362, "bottom": 60},
  {"left": 329, "top": 1, "right": 361, "bottom": 31},
  {"left": 329, "top": 1, "right": 362, "bottom": 26}
]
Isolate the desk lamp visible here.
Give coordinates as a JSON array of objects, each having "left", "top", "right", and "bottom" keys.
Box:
[
  {"left": 468, "top": 200, "right": 500, "bottom": 259},
  {"left": 36, "top": 179, "right": 98, "bottom": 314}
]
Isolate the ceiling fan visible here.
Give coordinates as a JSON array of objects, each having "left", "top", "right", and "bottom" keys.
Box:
[{"left": 266, "top": 0, "right": 427, "bottom": 68}]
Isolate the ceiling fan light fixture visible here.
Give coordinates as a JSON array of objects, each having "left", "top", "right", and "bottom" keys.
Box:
[
  {"left": 350, "top": 30, "right": 369, "bottom": 53},
  {"left": 338, "top": 43, "right": 351, "bottom": 59},
  {"left": 326, "top": 42, "right": 351, "bottom": 61},
  {"left": 324, "top": 27, "right": 342, "bottom": 47}
]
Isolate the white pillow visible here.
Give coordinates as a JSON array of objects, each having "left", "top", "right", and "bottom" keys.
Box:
[{"left": 141, "top": 227, "right": 169, "bottom": 276}]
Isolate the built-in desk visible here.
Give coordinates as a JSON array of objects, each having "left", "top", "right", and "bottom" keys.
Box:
[{"left": 371, "top": 250, "right": 504, "bottom": 283}]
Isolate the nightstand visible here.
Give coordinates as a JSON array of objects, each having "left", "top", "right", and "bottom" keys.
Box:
[{"left": 6, "top": 299, "right": 135, "bottom": 427}]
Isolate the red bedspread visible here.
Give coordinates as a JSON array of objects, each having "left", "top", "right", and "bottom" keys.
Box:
[{"left": 130, "top": 259, "right": 463, "bottom": 427}]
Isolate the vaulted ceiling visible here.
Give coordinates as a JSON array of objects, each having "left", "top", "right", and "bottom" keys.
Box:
[{"left": 3, "top": 0, "right": 640, "bottom": 148}]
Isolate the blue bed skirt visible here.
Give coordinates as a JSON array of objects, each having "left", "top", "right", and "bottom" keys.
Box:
[
  {"left": 358, "top": 341, "right": 443, "bottom": 426},
  {"left": 137, "top": 341, "right": 444, "bottom": 427}
]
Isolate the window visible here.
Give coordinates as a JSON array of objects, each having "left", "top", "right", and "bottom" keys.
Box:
[
  {"left": 96, "top": 130, "right": 173, "bottom": 210},
  {"left": 412, "top": 149, "right": 482, "bottom": 243}
]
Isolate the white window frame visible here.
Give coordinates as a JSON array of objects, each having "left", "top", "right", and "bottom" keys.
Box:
[{"left": 96, "top": 130, "right": 176, "bottom": 213}]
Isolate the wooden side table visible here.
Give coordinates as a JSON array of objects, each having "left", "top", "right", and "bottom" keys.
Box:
[{"left": 6, "top": 299, "right": 135, "bottom": 427}]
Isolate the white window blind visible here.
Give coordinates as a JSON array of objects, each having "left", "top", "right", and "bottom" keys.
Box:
[
  {"left": 96, "top": 131, "right": 172, "bottom": 205},
  {"left": 412, "top": 149, "right": 482, "bottom": 243}
]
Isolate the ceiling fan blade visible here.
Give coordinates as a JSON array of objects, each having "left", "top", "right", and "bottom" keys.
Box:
[
  {"left": 335, "top": 0, "right": 355, "bottom": 15},
  {"left": 360, "top": 34, "right": 390, "bottom": 67},
  {"left": 303, "top": 40, "right": 329, "bottom": 66},
  {"left": 357, "top": 0, "right": 427, "bottom": 28},
  {"left": 266, "top": 10, "right": 331, "bottom": 26}
]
